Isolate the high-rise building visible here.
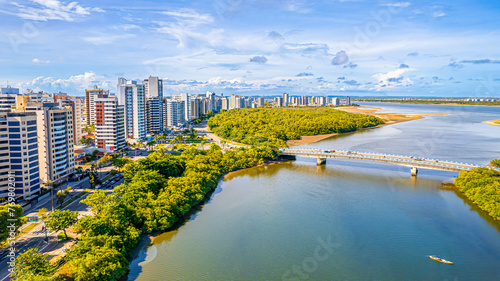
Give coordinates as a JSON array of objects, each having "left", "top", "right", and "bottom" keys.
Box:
[
  {"left": 85, "top": 86, "right": 108, "bottom": 126},
  {"left": 221, "top": 98, "right": 229, "bottom": 110},
  {"left": 143, "top": 76, "right": 164, "bottom": 132},
  {"left": 95, "top": 97, "right": 125, "bottom": 152},
  {"left": 235, "top": 96, "right": 243, "bottom": 109},
  {"left": 54, "top": 94, "right": 84, "bottom": 145},
  {"left": 230, "top": 94, "right": 235, "bottom": 109},
  {"left": 0, "top": 86, "right": 19, "bottom": 112},
  {"left": 345, "top": 96, "right": 351, "bottom": 105},
  {"left": 275, "top": 97, "right": 283, "bottom": 107},
  {"left": 190, "top": 98, "right": 201, "bottom": 120},
  {"left": 117, "top": 78, "right": 146, "bottom": 141},
  {"left": 172, "top": 93, "right": 190, "bottom": 121},
  {"left": 162, "top": 99, "right": 168, "bottom": 130},
  {"left": 26, "top": 103, "right": 75, "bottom": 185},
  {"left": 257, "top": 97, "right": 264, "bottom": 107},
  {"left": 166, "top": 100, "right": 185, "bottom": 127},
  {"left": 319, "top": 96, "right": 326, "bottom": 106},
  {"left": 146, "top": 97, "right": 161, "bottom": 135},
  {"left": 331, "top": 97, "right": 340, "bottom": 106},
  {"left": 283, "top": 93, "right": 289, "bottom": 107},
  {"left": 0, "top": 111, "right": 40, "bottom": 200}
]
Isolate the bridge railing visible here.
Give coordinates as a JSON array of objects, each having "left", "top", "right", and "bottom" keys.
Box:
[{"left": 281, "top": 148, "right": 487, "bottom": 170}]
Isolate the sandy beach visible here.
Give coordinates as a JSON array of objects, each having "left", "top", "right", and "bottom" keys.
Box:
[
  {"left": 484, "top": 119, "right": 500, "bottom": 127},
  {"left": 286, "top": 106, "right": 447, "bottom": 147}
]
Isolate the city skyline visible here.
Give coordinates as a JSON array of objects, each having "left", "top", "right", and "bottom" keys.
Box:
[{"left": 1, "top": 0, "right": 500, "bottom": 97}]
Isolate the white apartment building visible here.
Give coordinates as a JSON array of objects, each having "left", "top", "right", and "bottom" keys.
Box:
[
  {"left": 0, "top": 86, "right": 18, "bottom": 112},
  {"left": 55, "top": 95, "right": 83, "bottom": 145},
  {"left": 331, "top": 97, "right": 340, "bottom": 106},
  {"left": 26, "top": 103, "right": 75, "bottom": 185},
  {"left": 166, "top": 100, "right": 185, "bottom": 127},
  {"left": 95, "top": 97, "right": 125, "bottom": 152},
  {"left": 172, "top": 93, "right": 190, "bottom": 122},
  {"left": 117, "top": 78, "right": 146, "bottom": 141},
  {"left": 85, "top": 86, "right": 108, "bottom": 126}
]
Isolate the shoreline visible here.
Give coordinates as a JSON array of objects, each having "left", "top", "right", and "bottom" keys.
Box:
[
  {"left": 356, "top": 101, "right": 500, "bottom": 107},
  {"left": 484, "top": 119, "right": 500, "bottom": 127},
  {"left": 287, "top": 106, "right": 447, "bottom": 147}
]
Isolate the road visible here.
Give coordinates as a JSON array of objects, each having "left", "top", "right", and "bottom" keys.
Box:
[{"left": 0, "top": 171, "right": 125, "bottom": 280}]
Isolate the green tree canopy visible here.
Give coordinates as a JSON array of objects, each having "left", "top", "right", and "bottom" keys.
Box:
[
  {"left": 12, "top": 248, "right": 54, "bottom": 280},
  {"left": 208, "top": 107, "right": 383, "bottom": 147},
  {"left": 46, "top": 209, "right": 79, "bottom": 239}
]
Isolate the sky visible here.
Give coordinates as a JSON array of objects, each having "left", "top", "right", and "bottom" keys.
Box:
[{"left": 1, "top": 0, "right": 500, "bottom": 97}]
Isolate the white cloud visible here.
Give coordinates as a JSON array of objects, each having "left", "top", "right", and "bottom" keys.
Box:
[
  {"left": 372, "top": 68, "right": 413, "bottom": 89},
  {"left": 20, "top": 71, "right": 111, "bottom": 93},
  {"left": 381, "top": 2, "right": 411, "bottom": 8},
  {"left": 83, "top": 34, "right": 136, "bottom": 45},
  {"left": 9, "top": 0, "right": 104, "bottom": 22},
  {"left": 433, "top": 12, "right": 446, "bottom": 17},
  {"left": 32, "top": 58, "right": 50, "bottom": 63}
]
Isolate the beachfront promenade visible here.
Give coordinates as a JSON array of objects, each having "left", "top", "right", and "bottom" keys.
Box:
[{"left": 279, "top": 148, "right": 497, "bottom": 176}]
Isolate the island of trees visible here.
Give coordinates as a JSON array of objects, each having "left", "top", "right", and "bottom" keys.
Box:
[
  {"left": 208, "top": 107, "right": 383, "bottom": 147},
  {"left": 454, "top": 166, "right": 500, "bottom": 221},
  {"left": 11, "top": 145, "right": 278, "bottom": 280}
]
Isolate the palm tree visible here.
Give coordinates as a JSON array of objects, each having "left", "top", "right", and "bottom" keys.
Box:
[
  {"left": 155, "top": 134, "right": 165, "bottom": 145},
  {"left": 147, "top": 140, "right": 156, "bottom": 151}
]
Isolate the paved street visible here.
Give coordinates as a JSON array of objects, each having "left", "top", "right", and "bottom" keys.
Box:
[{"left": 0, "top": 171, "right": 125, "bottom": 281}]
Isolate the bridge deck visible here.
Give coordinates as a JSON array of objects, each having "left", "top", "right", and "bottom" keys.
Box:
[{"left": 280, "top": 148, "right": 497, "bottom": 172}]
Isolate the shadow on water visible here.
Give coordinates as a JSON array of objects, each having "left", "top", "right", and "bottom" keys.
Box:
[
  {"left": 125, "top": 180, "right": 225, "bottom": 280},
  {"left": 450, "top": 186, "right": 500, "bottom": 233}
]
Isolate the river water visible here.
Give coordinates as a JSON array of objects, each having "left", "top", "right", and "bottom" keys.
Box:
[{"left": 128, "top": 102, "right": 500, "bottom": 281}]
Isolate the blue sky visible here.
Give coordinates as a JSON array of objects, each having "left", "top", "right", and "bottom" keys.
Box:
[{"left": 1, "top": 0, "right": 500, "bottom": 97}]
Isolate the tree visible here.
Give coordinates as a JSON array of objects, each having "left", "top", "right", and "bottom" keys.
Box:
[
  {"left": 46, "top": 210, "right": 79, "bottom": 240},
  {"left": 56, "top": 190, "right": 67, "bottom": 206},
  {"left": 0, "top": 205, "right": 26, "bottom": 242},
  {"left": 67, "top": 246, "right": 128, "bottom": 281},
  {"left": 172, "top": 134, "right": 184, "bottom": 145},
  {"left": 89, "top": 164, "right": 99, "bottom": 188},
  {"left": 12, "top": 248, "right": 54, "bottom": 280},
  {"left": 490, "top": 159, "right": 500, "bottom": 168},
  {"left": 147, "top": 140, "right": 156, "bottom": 151},
  {"left": 110, "top": 158, "right": 133, "bottom": 171},
  {"left": 155, "top": 134, "right": 165, "bottom": 145},
  {"left": 187, "top": 131, "right": 198, "bottom": 142},
  {"left": 79, "top": 138, "right": 93, "bottom": 146}
]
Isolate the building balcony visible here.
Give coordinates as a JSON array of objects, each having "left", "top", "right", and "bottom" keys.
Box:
[
  {"left": 55, "top": 158, "right": 68, "bottom": 166},
  {"left": 53, "top": 124, "right": 66, "bottom": 131},
  {"left": 54, "top": 138, "right": 67, "bottom": 146}
]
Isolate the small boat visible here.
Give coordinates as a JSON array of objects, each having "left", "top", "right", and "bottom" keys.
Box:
[{"left": 429, "top": 255, "right": 453, "bottom": 265}]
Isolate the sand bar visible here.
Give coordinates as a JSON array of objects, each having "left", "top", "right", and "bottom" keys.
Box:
[
  {"left": 484, "top": 119, "right": 500, "bottom": 127},
  {"left": 287, "top": 106, "right": 447, "bottom": 147}
]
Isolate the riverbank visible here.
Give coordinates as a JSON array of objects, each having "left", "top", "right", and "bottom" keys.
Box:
[
  {"left": 484, "top": 119, "right": 500, "bottom": 127},
  {"left": 286, "top": 106, "right": 446, "bottom": 147}
]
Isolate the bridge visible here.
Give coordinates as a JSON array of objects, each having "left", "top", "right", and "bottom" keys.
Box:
[{"left": 279, "top": 148, "right": 497, "bottom": 176}]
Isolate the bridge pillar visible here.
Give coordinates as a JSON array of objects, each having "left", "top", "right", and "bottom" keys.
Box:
[
  {"left": 317, "top": 158, "right": 326, "bottom": 165},
  {"left": 411, "top": 167, "right": 418, "bottom": 176}
]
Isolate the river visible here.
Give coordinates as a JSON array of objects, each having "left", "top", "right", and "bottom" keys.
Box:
[{"left": 128, "top": 102, "right": 500, "bottom": 281}]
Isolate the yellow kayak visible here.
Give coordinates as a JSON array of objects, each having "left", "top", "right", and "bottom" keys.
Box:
[{"left": 429, "top": 255, "right": 453, "bottom": 265}]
